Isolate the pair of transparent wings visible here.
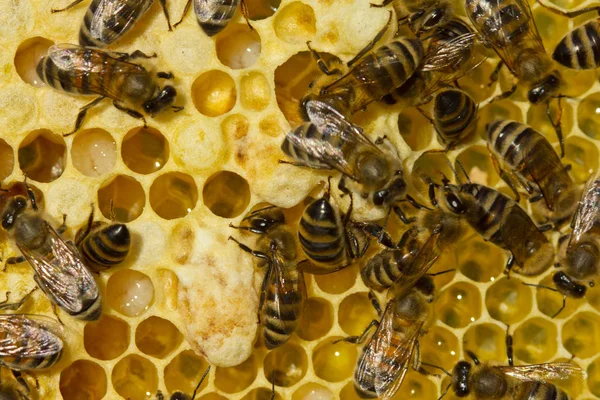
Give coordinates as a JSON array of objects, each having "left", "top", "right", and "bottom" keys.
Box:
[
  {"left": 569, "top": 170, "right": 600, "bottom": 249},
  {"left": 496, "top": 361, "right": 585, "bottom": 382},
  {"left": 19, "top": 221, "right": 99, "bottom": 317},
  {"left": 0, "top": 314, "right": 62, "bottom": 363}
]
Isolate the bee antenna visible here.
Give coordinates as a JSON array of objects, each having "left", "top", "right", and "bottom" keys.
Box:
[
  {"left": 420, "top": 361, "right": 451, "bottom": 377},
  {"left": 444, "top": 158, "right": 463, "bottom": 186},
  {"left": 191, "top": 365, "right": 210, "bottom": 400},
  {"left": 466, "top": 350, "right": 480, "bottom": 365},
  {"left": 438, "top": 382, "right": 452, "bottom": 400},
  {"left": 325, "top": 176, "right": 332, "bottom": 199},
  {"left": 455, "top": 159, "right": 471, "bottom": 184}
]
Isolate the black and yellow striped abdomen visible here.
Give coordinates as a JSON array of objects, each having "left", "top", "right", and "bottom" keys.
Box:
[
  {"left": 554, "top": 19, "right": 600, "bottom": 70},
  {"left": 195, "top": 0, "right": 240, "bottom": 36},
  {"left": 77, "top": 222, "right": 131, "bottom": 272},
  {"left": 281, "top": 122, "right": 343, "bottom": 169},
  {"left": 461, "top": 183, "right": 511, "bottom": 246},
  {"left": 514, "top": 381, "right": 570, "bottom": 400},
  {"left": 298, "top": 197, "right": 348, "bottom": 271},
  {"left": 433, "top": 88, "right": 477, "bottom": 147}
]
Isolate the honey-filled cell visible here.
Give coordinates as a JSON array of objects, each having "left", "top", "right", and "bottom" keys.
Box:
[
  {"left": 455, "top": 145, "right": 499, "bottom": 187},
  {"left": 263, "top": 342, "right": 308, "bottom": 387},
  {"left": 577, "top": 92, "right": 600, "bottom": 141},
  {"left": 562, "top": 312, "right": 600, "bottom": 358},
  {"left": 588, "top": 355, "right": 600, "bottom": 397},
  {"left": 513, "top": 317, "right": 557, "bottom": 363},
  {"left": 393, "top": 371, "right": 438, "bottom": 400},
  {"left": 457, "top": 237, "right": 504, "bottom": 283},
  {"left": 457, "top": 59, "right": 497, "bottom": 104},
  {"left": 191, "top": 70, "right": 237, "bottom": 117},
  {"left": 106, "top": 269, "right": 155, "bottom": 317},
  {"left": 434, "top": 281, "right": 482, "bottom": 329},
  {"left": 559, "top": 68, "right": 597, "bottom": 98},
  {"left": 214, "top": 353, "right": 257, "bottom": 393},
  {"left": 0, "top": 138, "right": 14, "bottom": 181},
  {"left": 485, "top": 277, "right": 533, "bottom": 325},
  {"left": 71, "top": 128, "right": 117, "bottom": 177},
  {"left": 150, "top": 172, "right": 198, "bottom": 220},
  {"left": 135, "top": 316, "right": 183, "bottom": 358},
  {"left": 84, "top": 314, "right": 130, "bottom": 360},
  {"left": 241, "top": 388, "right": 282, "bottom": 400},
  {"left": 216, "top": 24, "right": 261, "bottom": 69},
  {"left": 526, "top": 101, "right": 573, "bottom": 146},
  {"left": 165, "top": 350, "right": 210, "bottom": 396},
  {"left": 314, "top": 264, "right": 358, "bottom": 294},
  {"left": 532, "top": 7, "right": 568, "bottom": 50},
  {"left": 121, "top": 126, "right": 169, "bottom": 174},
  {"left": 312, "top": 336, "right": 358, "bottom": 382},
  {"left": 338, "top": 292, "right": 378, "bottom": 337},
  {"left": 463, "top": 323, "right": 506, "bottom": 363},
  {"left": 297, "top": 297, "right": 333, "bottom": 341},
  {"left": 18, "top": 129, "right": 66, "bottom": 183},
  {"left": 535, "top": 274, "right": 584, "bottom": 319},
  {"left": 410, "top": 151, "right": 453, "bottom": 198},
  {"left": 59, "top": 360, "right": 107, "bottom": 400},
  {"left": 273, "top": 2, "right": 316, "bottom": 44},
  {"left": 14, "top": 36, "right": 54, "bottom": 87},
  {"left": 397, "top": 108, "right": 433, "bottom": 151},
  {"left": 292, "top": 382, "right": 334, "bottom": 400},
  {"left": 112, "top": 354, "right": 158, "bottom": 400},
  {"left": 563, "top": 136, "right": 599, "bottom": 184},
  {"left": 202, "top": 170, "right": 251, "bottom": 218},
  {"left": 97, "top": 174, "right": 145, "bottom": 222},
  {"left": 245, "top": 0, "right": 281, "bottom": 20},
  {"left": 420, "top": 325, "right": 460, "bottom": 373}
]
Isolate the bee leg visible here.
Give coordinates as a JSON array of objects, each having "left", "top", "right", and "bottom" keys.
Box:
[
  {"left": 56, "top": 214, "right": 68, "bottom": 235},
  {"left": 488, "top": 148, "right": 520, "bottom": 202},
  {"left": 11, "top": 371, "right": 30, "bottom": 395},
  {"left": 504, "top": 254, "right": 515, "bottom": 279},
  {"left": 528, "top": 193, "right": 544, "bottom": 203},
  {"left": 547, "top": 99, "right": 565, "bottom": 158},
  {"left": 157, "top": 0, "right": 173, "bottom": 31},
  {"left": 173, "top": 0, "right": 192, "bottom": 28},
  {"left": 112, "top": 101, "right": 147, "bottom": 126},
  {"left": 157, "top": 72, "right": 174, "bottom": 79},
  {"left": 191, "top": 365, "right": 211, "bottom": 400},
  {"left": 369, "top": 0, "right": 394, "bottom": 7},
  {"left": 346, "top": 11, "right": 393, "bottom": 68},
  {"left": 3, "top": 256, "right": 26, "bottom": 272},
  {"left": 332, "top": 319, "right": 380, "bottom": 344},
  {"left": 368, "top": 290, "right": 382, "bottom": 316},
  {"left": 505, "top": 325, "right": 514, "bottom": 366},
  {"left": 50, "top": 0, "right": 85, "bottom": 13},
  {"left": 239, "top": 0, "right": 254, "bottom": 31},
  {"left": 522, "top": 282, "right": 566, "bottom": 318},
  {"left": 51, "top": 303, "right": 65, "bottom": 326},
  {"left": 63, "top": 96, "right": 105, "bottom": 137},
  {"left": 405, "top": 194, "right": 432, "bottom": 211},
  {"left": 0, "top": 287, "right": 37, "bottom": 311},
  {"left": 427, "top": 268, "right": 455, "bottom": 277},
  {"left": 537, "top": 0, "right": 600, "bottom": 17},
  {"left": 306, "top": 42, "right": 342, "bottom": 76},
  {"left": 228, "top": 236, "right": 271, "bottom": 263},
  {"left": 489, "top": 82, "right": 517, "bottom": 104},
  {"left": 392, "top": 205, "right": 416, "bottom": 224},
  {"left": 75, "top": 205, "right": 95, "bottom": 246},
  {"left": 277, "top": 159, "right": 313, "bottom": 168},
  {"left": 416, "top": 106, "right": 434, "bottom": 124},
  {"left": 488, "top": 60, "right": 504, "bottom": 87}
]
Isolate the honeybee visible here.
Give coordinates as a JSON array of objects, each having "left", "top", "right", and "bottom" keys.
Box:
[
  {"left": 282, "top": 100, "right": 409, "bottom": 220},
  {"left": 553, "top": 18, "right": 600, "bottom": 70},
  {"left": 36, "top": 44, "right": 181, "bottom": 135},
  {"left": 339, "top": 276, "right": 434, "bottom": 399},
  {"left": 429, "top": 167, "right": 554, "bottom": 276},
  {"left": 229, "top": 205, "right": 306, "bottom": 349},
  {"left": 174, "top": 0, "right": 252, "bottom": 35},
  {"left": 465, "top": 0, "right": 565, "bottom": 156},
  {"left": 486, "top": 119, "right": 578, "bottom": 224},
  {"left": 154, "top": 365, "right": 210, "bottom": 400},
  {"left": 1, "top": 185, "right": 102, "bottom": 321},
  {"left": 51, "top": 0, "right": 172, "bottom": 47},
  {"left": 442, "top": 351, "right": 584, "bottom": 399},
  {"left": 370, "top": 0, "right": 454, "bottom": 36},
  {"left": 75, "top": 205, "right": 131, "bottom": 273}
]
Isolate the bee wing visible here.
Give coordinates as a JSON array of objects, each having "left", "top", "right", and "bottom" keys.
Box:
[
  {"left": 0, "top": 314, "right": 63, "bottom": 359},
  {"left": 422, "top": 33, "right": 484, "bottom": 73},
  {"left": 88, "top": 0, "right": 152, "bottom": 44},
  {"left": 46, "top": 44, "right": 145, "bottom": 100},
  {"left": 269, "top": 253, "right": 306, "bottom": 323},
  {"left": 499, "top": 204, "right": 548, "bottom": 268},
  {"left": 569, "top": 170, "right": 600, "bottom": 248},
  {"left": 19, "top": 222, "right": 100, "bottom": 316},
  {"left": 495, "top": 362, "right": 586, "bottom": 382},
  {"left": 465, "top": 0, "right": 545, "bottom": 74},
  {"left": 387, "top": 228, "right": 441, "bottom": 301}
]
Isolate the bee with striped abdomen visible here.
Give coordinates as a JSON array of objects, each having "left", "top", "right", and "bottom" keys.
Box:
[
  {"left": 431, "top": 88, "right": 478, "bottom": 150},
  {"left": 429, "top": 165, "right": 555, "bottom": 277},
  {"left": 370, "top": 0, "right": 454, "bottom": 36},
  {"left": 229, "top": 204, "right": 305, "bottom": 349},
  {"left": 486, "top": 119, "right": 578, "bottom": 225},
  {"left": 338, "top": 276, "right": 434, "bottom": 398},
  {"left": 465, "top": 0, "right": 566, "bottom": 157},
  {"left": 174, "top": 0, "right": 252, "bottom": 36},
  {"left": 1, "top": 184, "right": 102, "bottom": 321},
  {"left": 51, "top": 0, "right": 172, "bottom": 47},
  {"left": 36, "top": 44, "right": 181, "bottom": 135},
  {"left": 75, "top": 205, "right": 131, "bottom": 273}
]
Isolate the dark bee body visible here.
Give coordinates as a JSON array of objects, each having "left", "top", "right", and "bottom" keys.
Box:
[
  {"left": 433, "top": 88, "right": 478, "bottom": 148},
  {"left": 75, "top": 221, "right": 131, "bottom": 272},
  {"left": 230, "top": 205, "right": 305, "bottom": 349},
  {"left": 553, "top": 19, "right": 600, "bottom": 70},
  {"left": 487, "top": 120, "right": 578, "bottom": 223},
  {"left": 36, "top": 45, "right": 178, "bottom": 134},
  {"left": 1, "top": 193, "right": 102, "bottom": 321},
  {"left": 52, "top": 0, "right": 172, "bottom": 47},
  {"left": 372, "top": 0, "right": 453, "bottom": 36},
  {"left": 194, "top": 0, "right": 240, "bottom": 36}
]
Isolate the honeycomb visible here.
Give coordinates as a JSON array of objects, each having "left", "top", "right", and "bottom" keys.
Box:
[{"left": 2, "top": 0, "right": 600, "bottom": 398}]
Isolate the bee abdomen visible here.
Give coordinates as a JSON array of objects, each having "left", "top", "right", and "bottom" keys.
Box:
[
  {"left": 79, "top": 224, "right": 131, "bottom": 271},
  {"left": 74, "top": 295, "right": 103, "bottom": 321},
  {"left": 361, "top": 251, "right": 408, "bottom": 291},
  {"left": 553, "top": 20, "right": 600, "bottom": 70},
  {"left": 196, "top": 0, "right": 240, "bottom": 36},
  {"left": 298, "top": 199, "right": 347, "bottom": 265},
  {"left": 517, "top": 381, "right": 570, "bottom": 400},
  {"left": 464, "top": 184, "right": 509, "bottom": 245},
  {"left": 281, "top": 123, "right": 334, "bottom": 169},
  {"left": 79, "top": 0, "right": 107, "bottom": 47},
  {"left": 434, "top": 88, "right": 477, "bottom": 145},
  {"left": 262, "top": 300, "right": 302, "bottom": 349}
]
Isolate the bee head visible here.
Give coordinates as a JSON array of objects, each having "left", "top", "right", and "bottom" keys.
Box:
[
  {"left": 452, "top": 361, "right": 472, "bottom": 397},
  {"left": 410, "top": 5, "right": 453, "bottom": 35},
  {"left": 439, "top": 180, "right": 468, "bottom": 215},
  {"left": 143, "top": 86, "right": 177, "bottom": 116},
  {"left": 1, "top": 195, "right": 29, "bottom": 230},
  {"left": 528, "top": 72, "right": 561, "bottom": 104},
  {"left": 372, "top": 173, "right": 406, "bottom": 207},
  {"left": 553, "top": 271, "right": 587, "bottom": 298}
]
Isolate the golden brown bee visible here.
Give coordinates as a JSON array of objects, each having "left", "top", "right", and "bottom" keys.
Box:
[
  {"left": 282, "top": 101, "right": 409, "bottom": 220},
  {"left": 465, "top": 0, "right": 565, "bottom": 156},
  {"left": 429, "top": 169, "right": 554, "bottom": 276},
  {"left": 229, "top": 205, "right": 306, "bottom": 349},
  {"left": 174, "top": 0, "right": 252, "bottom": 35},
  {"left": 36, "top": 44, "right": 181, "bottom": 135},
  {"left": 487, "top": 119, "right": 578, "bottom": 225},
  {"left": 339, "top": 276, "right": 434, "bottom": 398},
  {"left": 1, "top": 185, "right": 102, "bottom": 321},
  {"left": 371, "top": 0, "right": 454, "bottom": 36},
  {"left": 75, "top": 206, "right": 131, "bottom": 273},
  {"left": 431, "top": 88, "right": 478, "bottom": 149},
  {"left": 51, "top": 0, "right": 172, "bottom": 47}
]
